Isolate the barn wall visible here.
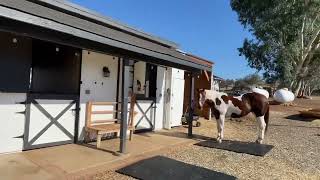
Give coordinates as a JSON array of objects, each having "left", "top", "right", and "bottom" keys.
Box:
[
  {"left": 0, "top": 31, "right": 31, "bottom": 154},
  {"left": 183, "top": 71, "right": 212, "bottom": 118},
  {"left": 76, "top": 50, "right": 177, "bottom": 138},
  {"left": 0, "top": 93, "right": 26, "bottom": 154},
  {"left": 78, "top": 50, "right": 119, "bottom": 140}
]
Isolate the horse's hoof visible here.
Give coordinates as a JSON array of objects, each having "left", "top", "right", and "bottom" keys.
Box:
[
  {"left": 255, "top": 139, "right": 263, "bottom": 144},
  {"left": 217, "top": 139, "right": 222, "bottom": 143}
]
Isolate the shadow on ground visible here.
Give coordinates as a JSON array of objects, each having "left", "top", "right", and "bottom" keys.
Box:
[
  {"left": 117, "top": 156, "right": 236, "bottom": 180},
  {"left": 285, "top": 114, "right": 317, "bottom": 122},
  {"left": 246, "top": 124, "right": 320, "bottom": 129},
  {"left": 155, "top": 131, "right": 214, "bottom": 141}
]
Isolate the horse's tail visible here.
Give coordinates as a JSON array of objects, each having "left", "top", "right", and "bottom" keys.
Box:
[{"left": 264, "top": 105, "right": 270, "bottom": 133}]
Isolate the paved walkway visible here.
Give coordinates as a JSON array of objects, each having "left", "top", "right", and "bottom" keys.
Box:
[{"left": 0, "top": 132, "right": 193, "bottom": 180}]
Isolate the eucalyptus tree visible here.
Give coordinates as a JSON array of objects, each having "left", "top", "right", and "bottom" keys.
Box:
[{"left": 231, "top": 0, "right": 320, "bottom": 95}]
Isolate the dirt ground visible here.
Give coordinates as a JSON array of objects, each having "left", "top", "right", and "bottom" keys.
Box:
[{"left": 94, "top": 97, "right": 320, "bottom": 180}]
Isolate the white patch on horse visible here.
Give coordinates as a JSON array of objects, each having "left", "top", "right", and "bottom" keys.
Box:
[
  {"left": 223, "top": 96, "right": 242, "bottom": 117},
  {"left": 256, "top": 116, "right": 266, "bottom": 144},
  {"left": 205, "top": 91, "right": 227, "bottom": 103},
  {"left": 234, "top": 95, "right": 242, "bottom": 100},
  {"left": 226, "top": 102, "right": 242, "bottom": 117},
  {"left": 216, "top": 113, "right": 226, "bottom": 143},
  {"left": 200, "top": 90, "right": 228, "bottom": 115},
  {"left": 215, "top": 98, "right": 228, "bottom": 114}
]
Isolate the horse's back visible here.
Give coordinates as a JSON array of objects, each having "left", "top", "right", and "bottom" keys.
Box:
[{"left": 244, "top": 92, "right": 269, "bottom": 116}]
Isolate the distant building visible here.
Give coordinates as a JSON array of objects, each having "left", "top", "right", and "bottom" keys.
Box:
[{"left": 211, "top": 75, "right": 224, "bottom": 91}]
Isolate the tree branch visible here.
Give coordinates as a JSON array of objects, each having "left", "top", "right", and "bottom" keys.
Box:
[
  {"left": 303, "top": 28, "right": 320, "bottom": 61},
  {"left": 301, "top": 16, "right": 306, "bottom": 59},
  {"left": 310, "top": 14, "right": 319, "bottom": 31}
]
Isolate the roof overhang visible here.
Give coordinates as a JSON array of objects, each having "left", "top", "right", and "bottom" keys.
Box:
[
  {"left": 36, "top": 0, "right": 180, "bottom": 49},
  {"left": 0, "top": 0, "right": 212, "bottom": 72},
  {"left": 185, "top": 53, "right": 214, "bottom": 67}
]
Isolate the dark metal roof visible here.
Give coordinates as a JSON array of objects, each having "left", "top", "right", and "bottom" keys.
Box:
[
  {"left": 213, "top": 75, "right": 224, "bottom": 81},
  {"left": 185, "top": 53, "right": 214, "bottom": 67},
  {"left": 36, "top": 0, "right": 179, "bottom": 49},
  {"left": 0, "top": 0, "right": 212, "bottom": 71}
]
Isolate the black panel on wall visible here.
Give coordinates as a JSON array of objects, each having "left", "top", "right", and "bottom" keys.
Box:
[
  {"left": 0, "top": 31, "right": 32, "bottom": 93},
  {"left": 146, "top": 63, "right": 157, "bottom": 98},
  {"left": 31, "top": 39, "right": 81, "bottom": 94}
]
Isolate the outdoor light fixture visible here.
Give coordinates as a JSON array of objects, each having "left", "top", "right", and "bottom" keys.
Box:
[
  {"left": 12, "top": 38, "right": 18, "bottom": 44},
  {"left": 56, "top": 47, "right": 60, "bottom": 52},
  {"left": 103, "top": 66, "right": 110, "bottom": 77}
]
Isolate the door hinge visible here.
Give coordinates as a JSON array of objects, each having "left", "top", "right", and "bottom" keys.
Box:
[
  {"left": 71, "top": 108, "right": 81, "bottom": 112},
  {"left": 14, "top": 134, "right": 24, "bottom": 139},
  {"left": 16, "top": 111, "right": 26, "bottom": 114},
  {"left": 16, "top": 101, "right": 27, "bottom": 105}
]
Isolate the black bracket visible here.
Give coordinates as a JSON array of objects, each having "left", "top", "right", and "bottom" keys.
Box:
[{"left": 15, "top": 111, "right": 26, "bottom": 114}]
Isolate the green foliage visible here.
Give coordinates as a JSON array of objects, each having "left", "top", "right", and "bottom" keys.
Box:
[
  {"left": 233, "top": 73, "right": 264, "bottom": 90},
  {"left": 220, "top": 79, "right": 235, "bottom": 89},
  {"left": 231, "top": 0, "right": 320, "bottom": 92}
]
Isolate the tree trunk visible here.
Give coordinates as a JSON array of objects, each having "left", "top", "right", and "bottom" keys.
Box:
[
  {"left": 310, "top": 89, "right": 315, "bottom": 96},
  {"left": 307, "top": 86, "right": 311, "bottom": 97},
  {"left": 294, "top": 78, "right": 303, "bottom": 97},
  {"left": 289, "top": 80, "right": 295, "bottom": 90}
]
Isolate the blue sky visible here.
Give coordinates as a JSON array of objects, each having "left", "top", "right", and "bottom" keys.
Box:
[{"left": 71, "top": 0, "right": 257, "bottom": 79}]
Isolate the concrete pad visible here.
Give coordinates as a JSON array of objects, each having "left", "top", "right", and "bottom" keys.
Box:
[
  {"left": 98, "top": 136, "right": 160, "bottom": 155},
  {"left": 95, "top": 133, "right": 190, "bottom": 156},
  {"left": 0, "top": 131, "right": 194, "bottom": 179},
  {"left": 23, "top": 144, "right": 120, "bottom": 174},
  {"left": 137, "top": 133, "right": 190, "bottom": 146},
  {"left": 0, "top": 153, "right": 54, "bottom": 180}
]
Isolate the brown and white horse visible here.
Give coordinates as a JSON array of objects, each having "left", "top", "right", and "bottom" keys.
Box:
[{"left": 198, "top": 89, "right": 269, "bottom": 144}]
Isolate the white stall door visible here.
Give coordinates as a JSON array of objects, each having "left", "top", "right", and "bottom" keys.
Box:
[
  {"left": 134, "top": 100, "right": 154, "bottom": 131},
  {"left": 170, "top": 69, "right": 185, "bottom": 127},
  {"left": 155, "top": 66, "right": 166, "bottom": 130},
  {"left": 26, "top": 99, "right": 76, "bottom": 149}
]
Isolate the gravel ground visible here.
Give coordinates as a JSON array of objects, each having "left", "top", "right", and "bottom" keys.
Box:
[{"left": 94, "top": 98, "right": 320, "bottom": 180}]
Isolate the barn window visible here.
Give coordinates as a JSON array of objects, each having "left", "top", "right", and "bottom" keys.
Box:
[
  {"left": 133, "top": 61, "right": 157, "bottom": 99},
  {"left": 0, "top": 32, "right": 32, "bottom": 93},
  {"left": 30, "top": 40, "right": 81, "bottom": 94}
]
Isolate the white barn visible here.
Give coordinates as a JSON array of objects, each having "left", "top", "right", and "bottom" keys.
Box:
[{"left": 0, "top": 0, "right": 212, "bottom": 154}]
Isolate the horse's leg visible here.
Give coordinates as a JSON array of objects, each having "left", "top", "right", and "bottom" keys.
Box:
[
  {"left": 256, "top": 116, "right": 266, "bottom": 144},
  {"left": 217, "top": 113, "right": 226, "bottom": 143}
]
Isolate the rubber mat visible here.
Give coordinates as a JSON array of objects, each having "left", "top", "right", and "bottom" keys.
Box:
[
  {"left": 195, "top": 140, "right": 273, "bottom": 156},
  {"left": 117, "top": 156, "right": 236, "bottom": 180}
]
